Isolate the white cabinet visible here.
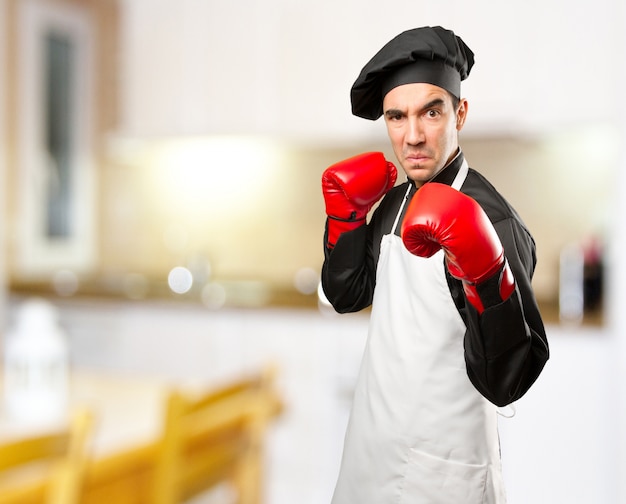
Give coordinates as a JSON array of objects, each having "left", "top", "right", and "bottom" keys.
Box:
[{"left": 117, "top": 0, "right": 623, "bottom": 140}]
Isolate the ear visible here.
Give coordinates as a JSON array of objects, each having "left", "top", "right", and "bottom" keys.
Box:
[{"left": 456, "top": 98, "right": 468, "bottom": 131}]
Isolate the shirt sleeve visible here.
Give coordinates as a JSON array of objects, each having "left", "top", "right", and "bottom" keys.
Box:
[
  {"left": 320, "top": 221, "right": 376, "bottom": 313},
  {"left": 455, "top": 216, "right": 550, "bottom": 407}
]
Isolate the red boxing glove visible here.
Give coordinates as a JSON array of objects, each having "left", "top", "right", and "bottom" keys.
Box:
[
  {"left": 400, "top": 182, "right": 515, "bottom": 314},
  {"left": 322, "top": 152, "right": 397, "bottom": 248}
]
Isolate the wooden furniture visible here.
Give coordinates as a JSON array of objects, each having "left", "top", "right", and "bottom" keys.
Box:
[
  {"left": 0, "top": 365, "right": 282, "bottom": 504},
  {"left": 79, "top": 365, "right": 281, "bottom": 504},
  {"left": 0, "top": 408, "right": 93, "bottom": 504},
  {"left": 150, "top": 364, "right": 280, "bottom": 504}
]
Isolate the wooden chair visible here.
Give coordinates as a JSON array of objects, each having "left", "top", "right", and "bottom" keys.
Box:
[
  {"left": 0, "top": 408, "right": 93, "bottom": 504},
  {"left": 150, "top": 365, "right": 281, "bottom": 504}
]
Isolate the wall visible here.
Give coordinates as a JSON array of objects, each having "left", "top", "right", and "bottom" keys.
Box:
[{"left": 116, "top": 0, "right": 622, "bottom": 140}]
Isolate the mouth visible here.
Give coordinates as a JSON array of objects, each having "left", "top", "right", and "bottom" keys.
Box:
[{"left": 405, "top": 153, "right": 429, "bottom": 164}]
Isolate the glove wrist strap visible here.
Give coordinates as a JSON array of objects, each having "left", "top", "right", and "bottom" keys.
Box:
[
  {"left": 465, "top": 260, "right": 515, "bottom": 314},
  {"left": 327, "top": 210, "right": 367, "bottom": 223},
  {"left": 326, "top": 217, "right": 366, "bottom": 249}
]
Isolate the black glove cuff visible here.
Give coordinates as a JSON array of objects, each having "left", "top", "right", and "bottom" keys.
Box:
[{"left": 475, "top": 262, "right": 507, "bottom": 308}]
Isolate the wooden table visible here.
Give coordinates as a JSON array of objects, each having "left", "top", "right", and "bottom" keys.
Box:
[
  {"left": 0, "top": 369, "right": 176, "bottom": 504},
  {"left": 0, "top": 369, "right": 173, "bottom": 453}
]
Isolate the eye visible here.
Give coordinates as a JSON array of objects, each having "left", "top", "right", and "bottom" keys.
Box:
[
  {"left": 425, "top": 109, "right": 440, "bottom": 118},
  {"left": 384, "top": 110, "right": 404, "bottom": 122}
]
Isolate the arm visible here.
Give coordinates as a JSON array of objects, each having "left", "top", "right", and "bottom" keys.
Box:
[
  {"left": 401, "top": 182, "right": 549, "bottom": 406},
  {"left": 458, "top": 217, "right": 548, "bottom": 406},
  {"left": 320, "top": 152, "right": 396, "bottom": 313}
]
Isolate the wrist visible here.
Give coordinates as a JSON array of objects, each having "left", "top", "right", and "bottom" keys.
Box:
[
  {"left": 463, "top": 260, "right": 515, "bottom": 314},
  {"left": 326, "top": 216, "right": 366, "bottom": 248}
]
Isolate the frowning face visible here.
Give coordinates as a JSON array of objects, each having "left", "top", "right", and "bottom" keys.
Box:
[{"left": 383, "top": 83, "right": 468, "bottom": 187}]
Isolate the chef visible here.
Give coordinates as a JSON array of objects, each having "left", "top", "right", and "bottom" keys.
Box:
[{"left": 320, "top": 26, "right": 549, "bottom": 503}]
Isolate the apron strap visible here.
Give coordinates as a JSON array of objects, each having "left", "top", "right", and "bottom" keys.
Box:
[
  {"left": 391, "top": 184, "right": 413, "bottom": 234},
  {"left": 451, "top": 159, "right": 469, "bottom": 191}
]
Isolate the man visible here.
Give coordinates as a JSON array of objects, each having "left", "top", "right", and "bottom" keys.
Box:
[{"left": 321, "top": 26, "right": 549, "bottom": 503}]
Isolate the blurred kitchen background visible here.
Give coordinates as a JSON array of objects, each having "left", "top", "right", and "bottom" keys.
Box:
[{"left": 1, "top": 0, "right": 626, "bottom": 503}]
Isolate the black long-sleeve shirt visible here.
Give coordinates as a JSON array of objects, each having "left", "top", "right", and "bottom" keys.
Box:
[{"left": 321, "top": 153, "right": 549, "bottom": 407}]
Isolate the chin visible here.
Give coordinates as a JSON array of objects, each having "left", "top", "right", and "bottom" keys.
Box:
[{"left": 406, "top": 168, "right": 433, "bottom": 185}]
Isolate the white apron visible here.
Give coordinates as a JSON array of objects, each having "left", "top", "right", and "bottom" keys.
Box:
[{"left": 331, "top": 162, "right": 507, "bottom": 504}]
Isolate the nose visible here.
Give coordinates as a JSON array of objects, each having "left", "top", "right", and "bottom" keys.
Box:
[{"left": 405, "top": 117, "right": 425, "bottom": 146}]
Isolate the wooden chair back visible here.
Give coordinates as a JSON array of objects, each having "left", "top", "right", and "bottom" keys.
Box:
[
  {"left": 0, "top": 408, "right": 93, "bottom": 504},
  {"left": 151, "top": 365, "right": 281, "bottom": 504}
]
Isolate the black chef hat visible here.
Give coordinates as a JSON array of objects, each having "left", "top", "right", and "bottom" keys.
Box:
[{"left": 350, "top": 26, "right": 475, "bottom": 120}]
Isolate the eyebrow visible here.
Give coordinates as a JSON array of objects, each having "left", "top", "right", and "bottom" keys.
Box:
[
  {"left": 384, "top": 98, "right": 447, "bottom": 118},
  {"left": 421, "top": 98, "right": 446, "bottom": 111}
]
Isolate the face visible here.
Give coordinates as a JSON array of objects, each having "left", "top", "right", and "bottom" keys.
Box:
[{"left": 382, "top": 82, "right": 468, "bottom": 186}]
